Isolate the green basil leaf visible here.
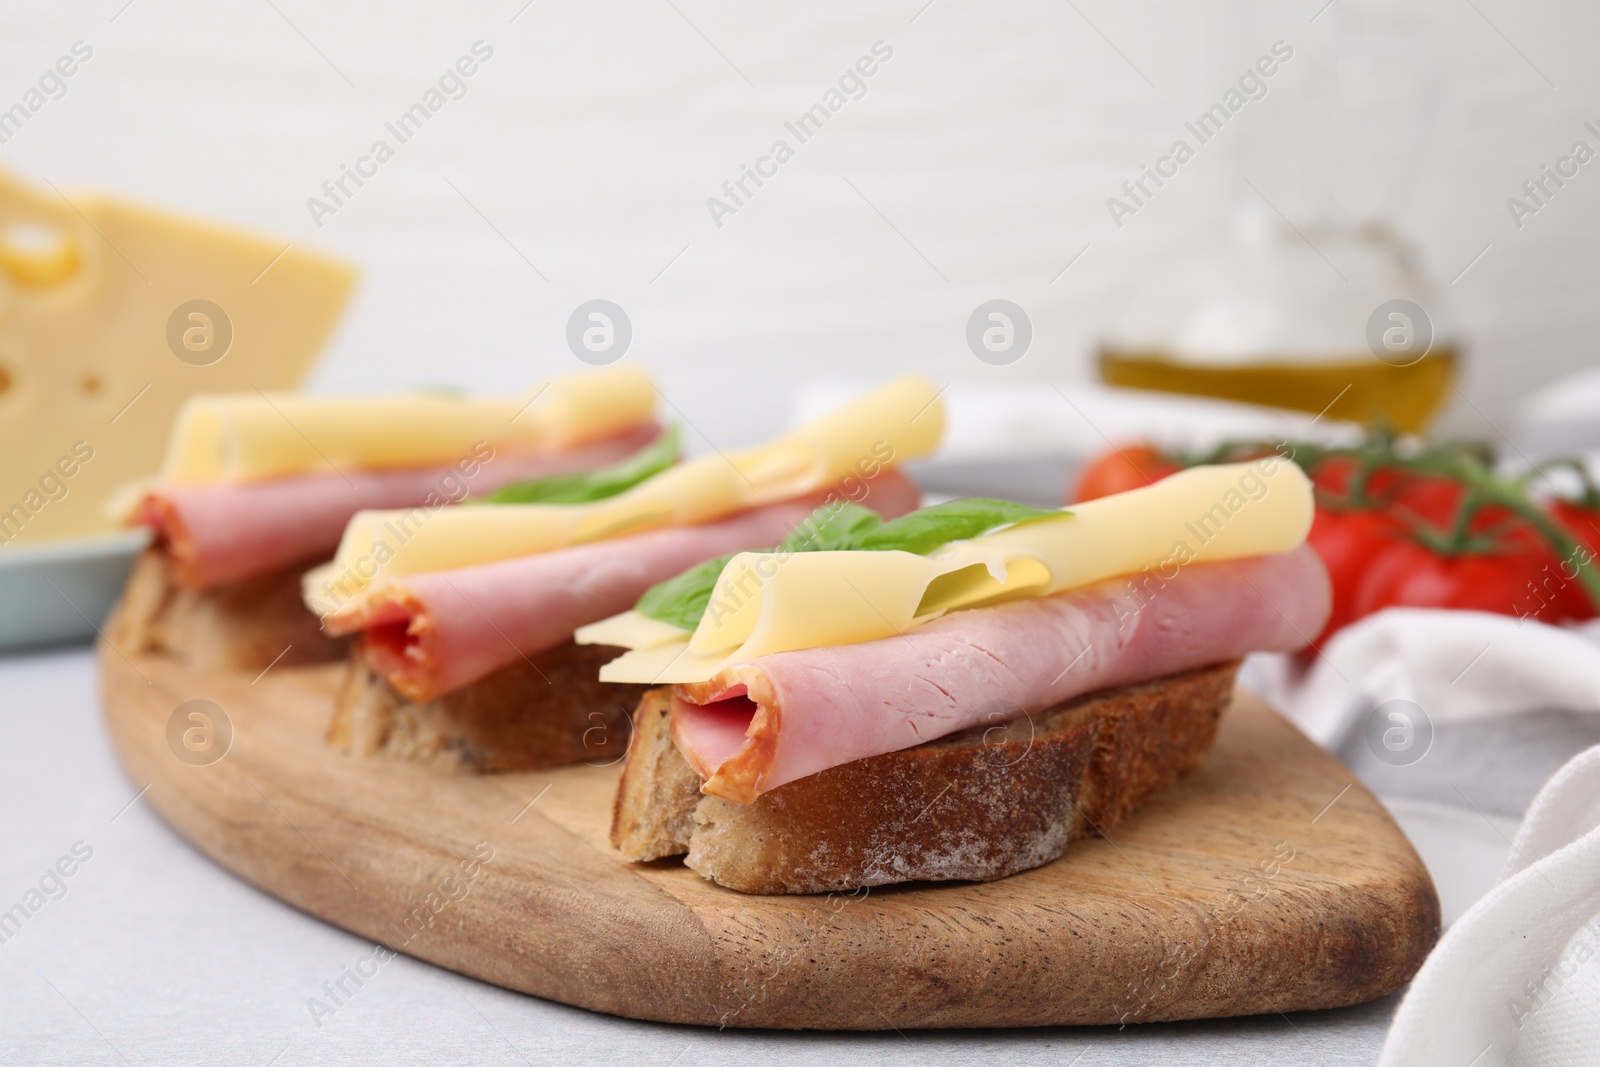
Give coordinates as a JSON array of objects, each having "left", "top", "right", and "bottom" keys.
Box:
[
  {"left": 848, "top": 498, "right": 1061, "bottom": 555},
  {"left": 635, "top": 504, "right": 886, "bottom": 630},
  {"left": 633, "top": 497, "right": 1064, "bottom": 631},
  {"left": 477, "top": 426, "right": 679, "bottom": 505},
  {"left": 779, "top": 501, "right": 883, "bottom": 552},
  {"left": 634, "top": 552, "right": 736, "bottom": 632}
]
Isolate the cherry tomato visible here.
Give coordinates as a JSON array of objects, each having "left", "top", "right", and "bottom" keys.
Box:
[
  {"left": 1381, "top": 473, "right": 1467, "bottom": 527},
  {"left": 1545, "top": 500, "right": 1600, "bottom": 619},
  {"left": 1553, "top": 500, "right": 1600, "bottom": 556},
  {"left": 1071, "top": 445, "right": 1181, "bottom": 503},
  {"left": 1309, "top": 455, "right": 1361, "bottom": 500},
  {"left": 1350, "top": 538, "right": 1567, "bottom": 625},
  {"left": 1305, "top": 507, "right": 1404, "bottom": 643}
]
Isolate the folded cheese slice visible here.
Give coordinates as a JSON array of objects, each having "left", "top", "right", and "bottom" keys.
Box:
[
  {"left": 580, "top": 456, "right": 1314, "bottom": 685},
  {"left": 151, "top": 365, "right": 654, "bottom": 487},
  {"left": 304, "top": 375, "right": 945, "bottom": 617}
]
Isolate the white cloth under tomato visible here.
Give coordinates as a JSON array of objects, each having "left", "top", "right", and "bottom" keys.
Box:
[
  {"left": 1377, "top": 743, "right": 1600, "bottom": 1067},
  {"left": 1260, "top": 609, "right": 1600, "bottom": 747}
]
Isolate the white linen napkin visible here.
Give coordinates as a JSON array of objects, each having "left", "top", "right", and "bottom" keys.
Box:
[
  {"left": 1245, "top": 610, "right": 1600, "bottom": 825},
  {"left": 1251, "top": 608, "right": 1600, "bottom": 749},
  {"left": 1376, "top": 744, "right": 1600, "bottom": 1066}
]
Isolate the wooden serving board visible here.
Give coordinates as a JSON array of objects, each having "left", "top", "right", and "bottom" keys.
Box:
[{"left": 98, "top": 641, "right": 1439, "bottom": 1029}]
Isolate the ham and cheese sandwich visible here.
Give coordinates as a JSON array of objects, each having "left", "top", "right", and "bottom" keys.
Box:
[
  {"left": 594, "top": 455, "right": 1333, "bottom": 893},
  {"left": 313, "top": 377, "right": 945, "bottom": 773},
  {"left": 111, "top": 367, "right": 658, "bottom": 671}
]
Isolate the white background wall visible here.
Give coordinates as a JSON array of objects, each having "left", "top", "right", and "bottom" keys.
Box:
[{"left": 4, "top": 0, "right": 1597, "bottom": 449}]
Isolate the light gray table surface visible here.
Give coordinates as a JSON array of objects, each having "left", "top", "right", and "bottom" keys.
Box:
[{"left": 0, "top": 643, "right": 1419, "bottom": 1067}]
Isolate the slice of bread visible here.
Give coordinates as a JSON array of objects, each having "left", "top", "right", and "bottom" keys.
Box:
[
  {"left": 110, "top": 548, "right": 347, "bottom": 672},
  {"left": 612, "top": 661, "right": 1238, "bottom": 894},
  {"left": 328, "top": 641, "right": 651, "bottom": 773}
]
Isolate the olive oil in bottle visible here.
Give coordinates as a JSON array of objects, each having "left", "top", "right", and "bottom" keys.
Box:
[
  {"left": 1098, "top": 346, "right": 1456, "bottom": 434},
  {"left": 1097, "top": 213, "right": 1455, "bottom": 432}
]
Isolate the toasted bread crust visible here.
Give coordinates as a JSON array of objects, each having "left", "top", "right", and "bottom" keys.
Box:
[
  {"left": 111, "top": 549, "right": 348, "bottom": 672},
  {"left": 611, "top": 662, "right": 1238, "bottom": 894},
  {"left": 611, "top": 691, "right": 706, "bottom": 860},
  {"left": 328, "top": 640, "right": 650, "bottom": 773}
]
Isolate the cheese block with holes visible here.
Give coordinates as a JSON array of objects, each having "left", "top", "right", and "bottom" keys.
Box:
[{"left": 0, "top": 164, "right": 355, "bottom": 546}]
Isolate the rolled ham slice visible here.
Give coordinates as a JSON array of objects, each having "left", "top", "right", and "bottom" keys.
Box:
[
  {"left": 327, "top": 470, "right": 921, "bottom": 702},
  {"left": 138, "top": 425, "right": 660, "bottom": 590},
  {"left": 671, "top": 544, "right": 1332, "bottom": 802}
]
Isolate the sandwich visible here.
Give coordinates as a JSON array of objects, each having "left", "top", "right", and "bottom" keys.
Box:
[
  {"left": 585, "top": 454, "right": 1332, "bottom": 893},
  {"left": 112, "top": 367, "right": 658, "bottom": 671},
  {"left": 304, "top": 376, "right": 945, "bottom": 772}
]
